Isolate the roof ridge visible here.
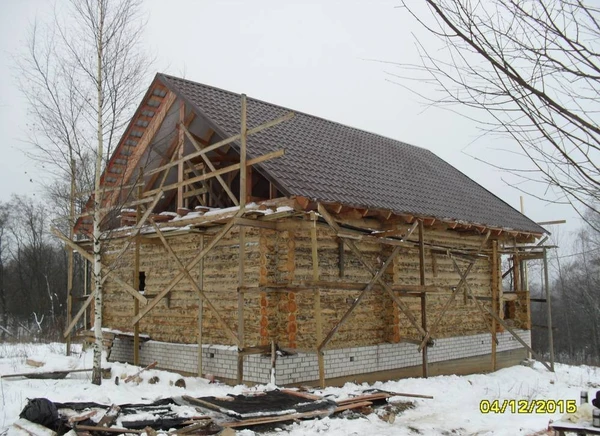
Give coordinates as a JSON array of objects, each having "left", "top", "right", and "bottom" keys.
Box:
[{"left": 157, "top": 72, "right": 428, "bottom": 151}]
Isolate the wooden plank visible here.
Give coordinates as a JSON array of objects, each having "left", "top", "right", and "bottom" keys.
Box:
[
  {"left": 97, "top": 188, "right": 165, "bottom": 289},
  {"left": 144, "top": 111, "right": 294, "bottom": 178},
  {"left": 183, "top": 186, "right": 208, "bottom": 199},
  {"left": 483, "top": 305, "right": 553, "bottom": 371},
  {"left": 237, "top": 225, "right": 246, "bottom": 384},
  {"left": 450, "top": 255, "right": 498, "bottom": 343},
  {"left": 338, "top": 239, "right": 345, "bottom": 278},
  {"left": 198, "top": 235, "right": 204, "bottom": 377},
  {"left": 117, "top": 92, "right": 177, "bottom": 203},
  {"left": 143, "top": 150, "right": 285, "bottom": 198},
  {"left": 182, "top": 125, "right": 239, "bottom": 206},
  {"left": 233, "top": 217, "right": 278, "bottom": 230},
  {"left": 418, "top": 261, "right": 475, "bottom": 351},
  {"left": 317, "top": 245, "right": 402, "bottom": 351},
  {"left": 418, "top": 230, "right": 491, "bottom": 351},
  {"left": 240, "top": 93, "right": 247, "bottom": 208},
  {"left": 1, "top": 368, "right": 92, "bottom": 379},
  {"left": 491, "top": 240, "right": 498, "bottom": 371},
  {"left": 543, "top": 248, "right": 555, "bottom": 371},
  {"left": 177, "top": 101, "right": 185, "bottom": 210},
  {"left": 310, "top": 211, "right": 325, "bottom": 387},
  {"left": 419, "top": 220, "right": 428, "bottom": 378},
  {"left": 280, "top": 389, "right": 323, "bottom": 401},
  {"left": 132, "top": 215, "right": 239, "bottom": 326},
  {"left": 74, "top": 425, "right": 143, "bottom": 434},
  {"left": 66, "top": 159, "right": 76, "bottom": 356},
  {"left": 133, "top": 175, "right": 144, "bottom": 366},
  {"left": 52, "top": 226, "right": 150, "bottom": 305},
  {"left": 62, "top": 290, "right": 95, "bottom": 337},
  {"left": 147, "top": 220, "right": 240, "bottom": 347},
  {"left": 317, "top": 204, "right": 427, "bottom": 338}
]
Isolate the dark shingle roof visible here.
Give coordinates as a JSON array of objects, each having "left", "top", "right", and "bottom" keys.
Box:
[{"left": 158, "top": 73, "right": 545, "bottom": 234}]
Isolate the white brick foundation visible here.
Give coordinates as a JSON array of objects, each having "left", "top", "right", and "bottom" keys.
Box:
[{"left": 109, "top": 330, "right": 531, "bottom": 385}]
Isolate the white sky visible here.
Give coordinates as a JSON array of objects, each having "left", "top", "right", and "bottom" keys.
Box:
[{"left": 0, "top": 0, "right": 579, "bottom": 240}]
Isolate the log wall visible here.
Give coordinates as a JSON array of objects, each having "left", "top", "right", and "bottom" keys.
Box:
[{"left": 101, "top": 218, "right": 530, "bottom": 351}]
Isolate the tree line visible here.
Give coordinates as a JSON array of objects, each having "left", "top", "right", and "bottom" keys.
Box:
[
  {"left": 532, "top": 210, "right": 600, "bottom": 366},
  {"left": 0, "top": 196, "right": 88, "bottom": 342}
]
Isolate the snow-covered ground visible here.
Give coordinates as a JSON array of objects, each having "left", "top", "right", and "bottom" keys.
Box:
[{"left": 0, "top": 342, "right": 598, "bottom": 435}]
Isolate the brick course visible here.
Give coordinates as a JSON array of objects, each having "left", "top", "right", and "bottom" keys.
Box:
[{"left": 109, "top": 329, "right": 531, "bottom": 385}]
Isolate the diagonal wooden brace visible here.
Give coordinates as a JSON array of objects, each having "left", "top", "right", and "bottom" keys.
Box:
[
  {"left": 317, "top": 245, "right": 402, "bottom": 352},
  {"left": 450, "top": 256, "right": 499, "bottom": 345},
  {"left": 63, "top": 289, "right": 96, "bottom": 337},
  {"left": 101, "top": 190, "right": 164, "bottom": 276},
  {"left": 317, "top": 203, "right": 427, "bottom": 338},
  {"left": 418, "top": 259, "right": 475, "bottom": 351},
  {"left": 144, "top": 111, "right": 295, "bottom": 179},
  {"left": 132, "top": 209, "right": 244, "bottom": 325},
  {"left": 52, "top": 228, "right": 147, "bottom": 305},
  {"left": 149, "top": 220, "right": 240, "bottom": 347},
  {"left": 484, "top": 305, "right": 552, "bottom": 371},
  {"left": 182, "top": 126, "right": 239, "bottom": 206},
  {"left": 418, "top": 230, "right": 491, "bottom": 351}
]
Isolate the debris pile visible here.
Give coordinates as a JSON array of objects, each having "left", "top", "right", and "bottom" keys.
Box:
[{"left": 13, "top": 388, "right": 432, "bottom": 434}]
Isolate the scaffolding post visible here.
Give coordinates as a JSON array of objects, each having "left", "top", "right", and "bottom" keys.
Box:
[{"left": 543, "top": 248, "right": 555, "bottom": 371}]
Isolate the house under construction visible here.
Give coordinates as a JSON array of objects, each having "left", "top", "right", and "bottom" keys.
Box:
[{"left": 63, "top": 73, "right": 555, "bottom": 386}]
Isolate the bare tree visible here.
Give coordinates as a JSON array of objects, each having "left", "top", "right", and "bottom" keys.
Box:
[
  {"left": 396, "top": 0, "right": 600, "bottom": 223},
  {"left": 0, "top": 203, "right": 10, "bottom": 340},
  {"left": 17, "top": 0, "right": 149, "bottom": 384}
]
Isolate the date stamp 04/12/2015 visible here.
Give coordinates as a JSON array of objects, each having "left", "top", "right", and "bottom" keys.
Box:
[{"left": 479, "top": 399, "right": 578, "bottom": 414}]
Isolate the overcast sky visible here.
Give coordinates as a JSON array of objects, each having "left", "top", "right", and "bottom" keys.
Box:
[{"left": 0, "top": 0, "right": 578, "bottom": 240}]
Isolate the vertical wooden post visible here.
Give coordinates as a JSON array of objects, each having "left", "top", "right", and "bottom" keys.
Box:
[
  {"left": 418, "top": 220, "right": 428, "bottom": 378},
  {"left": 240, "top": 94, "right": 247, "bottom": 208},
  {"left": 491, "top": 240, "right": 498, "bottom": 371},
  {"left": 237, "top": 226, "right": 245, "bottom": 384},
  {"left": 133, "top": 170, "right": 143, "bottom": 366},
  {"left": 66, "top": 159, "right": 75, "bottom": 356},
  {"left": 237, "top": 93, "right": 248, "bottom": 384},
  {"left": 513, "top": 254, "right": 520, "bottom": 292},
  {"left": 198, "top": 235, "right": 204, "bottom": 377},
  {"left": 338, "top": 240, "right": 345, "bottom": 278},
  {"left": 270, "top": 339, "right": 276, "bottom": 384},
  {"left": 311, "top": 212, "right": 325, "bottom": 387},
  {"left": 177, "top": 101, "right": 185, "bottom": 210},
  {"left": 543, "top": 248, "right": 555, "bottom": 371}
]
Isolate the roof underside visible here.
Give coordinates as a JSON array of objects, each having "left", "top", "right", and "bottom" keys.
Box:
[{"left": 153, "top": 74, "right": 544, "bottom": 235}]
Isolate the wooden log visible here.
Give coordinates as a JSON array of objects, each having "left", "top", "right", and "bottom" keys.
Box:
[
  {"left": 123, "top": 361, "right": 157, "bottom": 383},
  {"left": 1, "top": 368, "right": 92, "bottom": 379},
  {"left": 74, "top": 425, "right": 144, "bottom": 434}
]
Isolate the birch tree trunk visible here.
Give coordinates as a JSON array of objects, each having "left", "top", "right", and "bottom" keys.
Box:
[{"left": 91, "top": 0, "right": 105, "bottom": 386}]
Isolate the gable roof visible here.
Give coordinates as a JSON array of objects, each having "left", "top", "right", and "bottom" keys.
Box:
[{"left": 156, "top": 73, "right": 544, "bottom": 235}]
